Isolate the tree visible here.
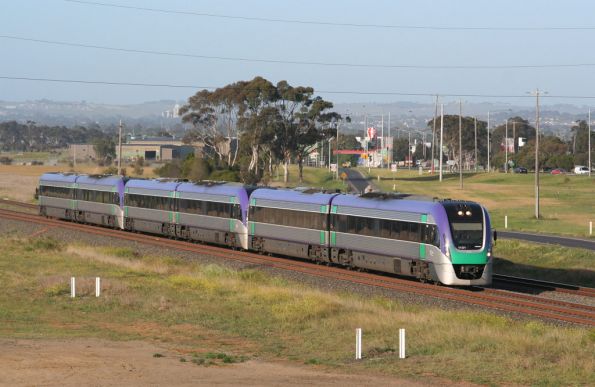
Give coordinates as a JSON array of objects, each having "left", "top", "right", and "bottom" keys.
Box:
[
  {"left": 393, "top": 137, "right": 410, "bottom": 163},
  {"left": 570, "top": 120, "right": 592, "bottom": 166},
  {"left": 92, "top": 136, "right": 116, "bottom": 165},
  {"left": 490, "top": 117, "right": 535, "bottom": 170},
  {"left": 515, "top": 135, "right": 573, "bottom": 170},
  {"left": 427, "top": 116, "right": 488, "bottom": 169},
  {"left": 180, "top": 76, "right": 339, "bottom": 184}
]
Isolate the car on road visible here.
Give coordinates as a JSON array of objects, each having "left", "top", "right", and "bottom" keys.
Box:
[
  {"left": 574, "top": 166, "right": 590, "bottom": 175},
  {"left": 551, "top": 168, "right": 566, "bottom": 175},
  {"left": 513, "top": 167, "right": 527, "bottom": 174}
]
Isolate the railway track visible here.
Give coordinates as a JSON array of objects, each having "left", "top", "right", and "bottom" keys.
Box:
[
  {"left": 1, "top": 206, "right": 594, "bottom": 326},
  {"left": 1, "top": 199, "right": 38, "bottom": 210},
  {"left": 492, "top": 274, "right": 595, "bottom": 298}
]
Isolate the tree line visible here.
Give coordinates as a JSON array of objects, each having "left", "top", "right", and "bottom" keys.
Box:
[{"left": 0, "top": 121, "right": 110, "bottom": 152}]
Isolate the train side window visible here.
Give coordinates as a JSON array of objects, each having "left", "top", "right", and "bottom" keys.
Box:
[
  {"left": 410, "top": 222, "right": 420, "bottom": 243},
  {"left": 380, "top": 219, "right": 390, "bottom": 238}
]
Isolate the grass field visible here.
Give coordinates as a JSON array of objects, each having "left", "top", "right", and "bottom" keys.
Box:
[
  {"left": 361, "top": 168, "right": 595, "bottom": 238},
  {"left": 0, "top": 235, "right": 593, "bottom": 385}
]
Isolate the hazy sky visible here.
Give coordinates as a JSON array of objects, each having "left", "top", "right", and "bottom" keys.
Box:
[{"left": 2, "top": 0, "right": 595, "bottom": 106}]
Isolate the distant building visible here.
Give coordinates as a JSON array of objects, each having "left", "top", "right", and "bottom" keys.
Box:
[{"left": 116, "top": 143, "right": 195, "bottom": 162}]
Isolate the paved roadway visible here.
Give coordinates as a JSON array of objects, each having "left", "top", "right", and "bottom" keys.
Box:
[
  {"left": 340, "top": 167, "right": 375, "bottom": 193},
  {"left": 341, "top": 168, "right": 595, "bottom": 251},
  {"left": 498, "top": 231, "right": 595, "bottom": 251}
]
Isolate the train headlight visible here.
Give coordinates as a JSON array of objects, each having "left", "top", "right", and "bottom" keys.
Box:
[
  {"left": 465, "top": 210, "right": 472, "bottom": 216},
  {"left": 457, "top": 210, "right": 463, "bottom": 216}
]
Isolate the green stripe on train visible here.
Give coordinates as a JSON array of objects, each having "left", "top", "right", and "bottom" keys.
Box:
[{"left": 449, "top": 248, "right": 488, "bottom": 265}]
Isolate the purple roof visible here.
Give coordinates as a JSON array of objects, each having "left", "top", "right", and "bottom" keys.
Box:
[
  {"left": 177, "top": 182, "right": 245, "bottom": 196},
  {"left": 40, "top": 172, "right": 78, "bottom": 184},
  {"left": 126, "top": 179, "right": 181, "bottom": 192},
  {"left": 331, "top": 194, "right": 443, "bottom": 214},
  {"left": 76, "top": 175, "right": 125, "bottom": 187},
  {"left": 251, "top": 188, "right": 338, "bottom": 206}
]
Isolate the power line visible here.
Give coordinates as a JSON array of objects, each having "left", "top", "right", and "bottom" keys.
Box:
[
  {"left": 4, "top": 75, "right": 595, "bottom": 99},
  {"left": 64, "top": 0, "right": 595, "bottom": 31},
  {"left": 4, "top": 34, "right": 595, "bottom": 70}
]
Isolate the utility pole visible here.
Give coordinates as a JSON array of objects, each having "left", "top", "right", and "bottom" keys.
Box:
[
  {"left": 408, "top": 131, "right": 412, "bottom": 170},
  {"left": 505, "top": 119, "right": 509, "bottom": 173},
  {"left": 513, "top": 121, "right": 516, "bottom": 155},
  {"left": 432, "top": 95, "right": 438, "bottom": 174},
  {"left": 335, "top": 119, "right": 340, "bottom": 180},
  {"left": 117, "top": 120, "right": 123, "bottom": 176},
  {"left": 459, "top": 100, "right": 463, "bottom": 189},
  {"left": 439, "top": 104, "right": 444, "bottom": 182},
  {"left": 388, "top": 112, "right": 391, "bottom": 166},
  {"left": 487, "top": 111, "right": 491, "bottom": 172},
  {"left": 73, "top": 144, "right": 76, "bottom": 171},
  {"left": 474, "top": 117, "right": 477, "bottom": 172},
  {"left": 589, "top": 108, "right": 592, "bottom": 177},
  {"left": 530, "top": 89, "right": 544, "bottom": 219},
  {"left": 381, "top": 114, "right": 384, "bottom": 169}
]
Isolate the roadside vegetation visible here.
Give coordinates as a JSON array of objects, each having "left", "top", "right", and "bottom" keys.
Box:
[{"left": 0, "top": 235, "right": 593, "bottom": 385}]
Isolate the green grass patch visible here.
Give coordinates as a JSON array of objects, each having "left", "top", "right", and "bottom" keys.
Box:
[
  {"left": 0, "top": 236, "right": 593, "bottom": 385},
  {"left": 494, "top": 239, "right": 595, "bottom": 286}
]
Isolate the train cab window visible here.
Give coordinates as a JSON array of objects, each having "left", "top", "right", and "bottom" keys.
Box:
[{"left": 422, "top": 224, "right": 439, "bottom": 247}]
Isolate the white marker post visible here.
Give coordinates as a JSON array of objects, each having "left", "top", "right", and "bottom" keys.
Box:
[
  {"left": 505, "top": 215, "right": 508, "bottom": 229},
  {"left": 95, "top": 277, "right": 101, "bottom": 297},
  {"left": 590, "top": 221, "right": 593, "bottom": 236},
  {"left": 70, "top": 277, "right": 76, "bottom": 298},
  {"left": 355, "top": 328, "right": 362, "bottom": 360},
  {"left": 399, "top": 328, "right": 406, "bottom": 359}
]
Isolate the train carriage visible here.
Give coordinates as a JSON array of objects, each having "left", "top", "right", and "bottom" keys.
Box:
[
  {"left": 248, "top": 188, "right": 339, "bottom": 261},
  {"left": 38, "top": 173, "right": 78, "bottom": 220},
  {"left": 123, "top": 179, "right": 181, "bottom": 235},
  {"left": 174, "top": 182, "right": 251, "bottom": 249},
  {"left": 329, "top": 194, "right": 492, "bottom": 286},
  {"left": 73, "top": 175, "right": 125, "bottom": 228}
]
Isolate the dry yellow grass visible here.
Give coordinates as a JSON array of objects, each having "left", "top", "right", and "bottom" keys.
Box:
[{"left": 0, "top": 164, "right": 158, "bottom": 202}]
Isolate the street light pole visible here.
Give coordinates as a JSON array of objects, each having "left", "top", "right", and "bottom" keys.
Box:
[{"left": 589, "top": 108, "right": 592, "bottom": 177}]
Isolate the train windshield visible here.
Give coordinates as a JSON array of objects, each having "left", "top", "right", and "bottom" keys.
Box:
[{"left": 443, "top": 203, "right": 484, "bottom": 250}]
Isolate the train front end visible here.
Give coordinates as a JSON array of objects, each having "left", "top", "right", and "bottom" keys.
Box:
[{"left": 432, "top": 201, "right": 493, "bottom": 286}]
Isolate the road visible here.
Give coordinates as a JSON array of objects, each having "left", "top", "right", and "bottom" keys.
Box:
[
  {"left": 341, "top": 168, "right": 595, "bottom": 251},
  {"left": 340, "top": 167, "right": 375, "bottom": 193},
  {"left": 498, "top": 230, "right": 595, "bottom": 251}
]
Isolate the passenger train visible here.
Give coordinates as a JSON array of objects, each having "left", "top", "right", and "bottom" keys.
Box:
[{"left": 38, "top": 173, "right": 494, "bottom": 286}]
